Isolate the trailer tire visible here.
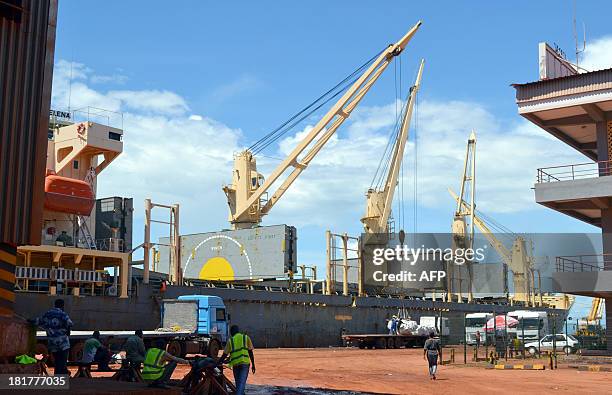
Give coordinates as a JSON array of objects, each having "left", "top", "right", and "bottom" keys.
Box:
[
  {"left": 358, "top": 342, "right": 366, "bottom": 349},
  {"left": 375, "top": 338, "right": 387, "bottom": 349},
  {"left": 70, "top": 341, "right": 85, "bottom": 362},
  {"left": 386, "top": 338, "right": 395, "bottom": 349},
  {"left": 167, "top": 340, "right": 185, "bottom": 358},
  {"left": 207, "top": 339, "right": 221, "bottom": 358},
  {"left": 394, "top": 338, "right": 403, "bottom": 349}
]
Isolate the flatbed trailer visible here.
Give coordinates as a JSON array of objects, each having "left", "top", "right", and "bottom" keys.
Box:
[{"left": 342, "top": 333, "right": 427, "bottom": 349}]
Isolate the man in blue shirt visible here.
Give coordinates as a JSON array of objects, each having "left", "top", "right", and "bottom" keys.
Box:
[{"left": 33, "top": 299, "right": 73, "bottom": 374}]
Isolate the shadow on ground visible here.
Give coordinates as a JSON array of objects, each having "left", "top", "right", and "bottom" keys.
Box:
[{"left": 246, "top": 385, "right": 391, "bottom": 395}]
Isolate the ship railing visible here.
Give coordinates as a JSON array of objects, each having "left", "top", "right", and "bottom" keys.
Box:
[
  {"left": 15, "top": 267, "right": 106, "bottom": 282},
  {"left": 15, "top": 267, "right": 49, "bottom": 280},
  {"left": 536, "top": 160, "right": 612, "bottom": 183},
  {"left": 555, "top": 254, "right": 610, "bottom": 272}
]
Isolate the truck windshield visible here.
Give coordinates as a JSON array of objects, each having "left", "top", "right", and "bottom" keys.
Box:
[
  {"left": 215, "top": 308, "right": 226, "bottom": 321},
  {"left": 518, "top": 318, "right": 541, "bottom": 330},
  {"left": 466, "top": 317, "right": 488, "bottom": 327}
]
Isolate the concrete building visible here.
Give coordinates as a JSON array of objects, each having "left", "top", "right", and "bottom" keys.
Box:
[{"left": 513, "top": 43, "right": 611, "bottom": 354}]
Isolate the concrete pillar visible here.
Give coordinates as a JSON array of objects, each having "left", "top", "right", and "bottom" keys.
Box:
[
  {"left": 604, "top": 296, "right": 611, "bottom": 356},
  {"left": 0, "top": 243, "right": 16, "bottom": 316},
  {"left": 595, "top": 121, "right": 609, "bottom": 164}
]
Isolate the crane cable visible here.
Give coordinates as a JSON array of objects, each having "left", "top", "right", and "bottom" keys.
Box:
[{"left": 248, "top": 48, "right": 384, "bottom": 155}]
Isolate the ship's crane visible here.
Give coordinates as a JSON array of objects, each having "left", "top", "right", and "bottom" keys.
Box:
[
  {"left": 223, "top": 21, "right": 422, "bottom": 229},
  {"left": 448, "top": 188, "right": 534, "bottom": 305},
  {"left": 447, "top": 132, "right": 476, "bottom": 302},
  {"left": 577, "top": 297, "right": 605, "bottom": 337},
  {"left": 361, "top": 59, "right": 425, "bottom": 234}
]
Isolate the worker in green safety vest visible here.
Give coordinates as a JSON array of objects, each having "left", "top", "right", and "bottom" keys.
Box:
[
  {"left": 219, "top": 325, "right": 255, "bottom": 395},
  {"left": 141, "top": 340, "right": 190, "bottom": 389}
]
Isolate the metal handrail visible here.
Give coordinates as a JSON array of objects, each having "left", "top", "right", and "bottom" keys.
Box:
[
  {"left": 536, "top": 160, "right": 612, "bottom": 183},
  {"left": 555, "top": 254, "right": 611, "bottom": 272}
]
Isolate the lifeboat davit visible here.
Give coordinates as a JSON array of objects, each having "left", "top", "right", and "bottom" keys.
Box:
[{"left": 44, "top": 172, "right": 95, "bottom": 216}]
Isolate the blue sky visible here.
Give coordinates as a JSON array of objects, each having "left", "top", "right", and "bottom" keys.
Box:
[{"left": 52, "top": 1, "right": 612, "bottom": 324}]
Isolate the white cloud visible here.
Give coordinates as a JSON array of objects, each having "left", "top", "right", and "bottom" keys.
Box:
[
  {"left": 51, "top": 59, "right": 243, "bottom": 247},
  {"left": 107, "top": 90, "right": 189, "bottom": 116},
  {"left": 581, "top": 35, "right": 612, "bottom": 71},
  {"left": 261, "top": 99, "right": 585, "bottom": 231},
  {"left": 90, "top": 73, "right": 128, "bottom": 85}
]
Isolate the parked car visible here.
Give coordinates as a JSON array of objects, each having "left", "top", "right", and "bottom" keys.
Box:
[{"left": 524, "top": 334, "right": 579, "bottom": 355}]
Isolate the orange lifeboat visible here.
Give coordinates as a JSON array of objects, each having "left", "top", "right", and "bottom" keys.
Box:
[{"left": 44, "top": 172, "right": 95, "bottom": 215}]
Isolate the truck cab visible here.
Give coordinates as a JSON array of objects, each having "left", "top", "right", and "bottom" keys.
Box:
[
  {"left": 177, "top": 295, "right": 229, "bottom": 343},
  {"left": 162, "top": 295, "right": 229, "bottom": 357}
]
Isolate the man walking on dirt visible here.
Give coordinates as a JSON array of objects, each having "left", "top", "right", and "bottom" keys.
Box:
[
  {"left": 423, "top": 331, "right": 441, "bottom": 380},
  {"left": 219, "top": 325, "right": 255, "bottom": 395}
]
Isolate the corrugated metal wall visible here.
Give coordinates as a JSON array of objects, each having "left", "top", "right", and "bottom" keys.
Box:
[{"left": 0, "top": 0, "right": 57, "bottom": 245}]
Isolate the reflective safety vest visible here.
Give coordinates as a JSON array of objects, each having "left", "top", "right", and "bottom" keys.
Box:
[
  {"left": 142, "top": 348, "right": 165, "bottom": 381},
  {"left": 228, "top": 333, "right": 250, "bottom": 367}
]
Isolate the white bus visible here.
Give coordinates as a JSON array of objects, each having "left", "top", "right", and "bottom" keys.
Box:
[
  {"left": 508, "top": 310, "right": 548, "bottom": 342},
  {"left": 465, "top": 313, "right": 493, "bottom": 345}
]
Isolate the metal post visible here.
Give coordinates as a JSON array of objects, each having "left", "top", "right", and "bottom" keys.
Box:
[
  {"left": 463, "top": 312, "right": 467, "bottom": 364},
  {"left": 342, "top": 233, "right": 349, "bottom": 296},
  {"left": 493, "top": 311, "right": 497, "bottom": 361},
  {"left": 521, "top": 316, "right": 525, "bottom": 359},
  {"left": 325, "top": 230, "right": 332, "bottom": 295},
  {"left": 538, "top": 316, "right": 541, "bottom": 356},
  {"left": 552, "top": 314, "right": 557, "bottom": 368},
  {"left": 564, "top": 316, "right": 568, "bottom": 355},
  {"left": 357, "top": 237, "right": 364, "bottom": 297},
  {"left": 438, "top": 309, "right": 443, "bottom": 362},
  {"left": 173, "top": 204, "right": 181, "bottom": 285},
  {"left": 143, "top": 198, "right": 152, "bottom": 284},
  {"left": 504, "top": 312, "right": 508, "bottom": 361}
]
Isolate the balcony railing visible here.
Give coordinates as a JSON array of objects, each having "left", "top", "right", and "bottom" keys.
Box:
[
  {"left": 536, "top": 160, "right": 612, "bottom": 183},
  {"left": 556, "top": 254, "right": 610, "bottom": 272}
]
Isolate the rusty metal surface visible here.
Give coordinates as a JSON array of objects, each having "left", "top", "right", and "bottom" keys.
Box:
[
  {"left": 513, "top": 68, "right": 612, "bottom": 103},
  {"left": 0, "top": 314, "right": 32, "bottom": 358},
  {"left": 0, "top": 0, "right": 57, "bottom": 245}
]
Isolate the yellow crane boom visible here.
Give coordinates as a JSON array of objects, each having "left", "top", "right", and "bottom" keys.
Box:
[
  {"left": 448, "top": 188, "right": 533, "bottom": 304},
  {"left": 361, "top": 59, "right": 425, "bottom": 234},
  {"left": 223, "top": 21, "right": 422, "bottom": 229}
]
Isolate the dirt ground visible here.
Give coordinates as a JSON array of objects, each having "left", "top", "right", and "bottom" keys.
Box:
[
  {"left": 172, "top": 347, "right": 610, "bottom": 395},
  {"left": 56, "top": 347, "right": 610, "bottom": 395}
]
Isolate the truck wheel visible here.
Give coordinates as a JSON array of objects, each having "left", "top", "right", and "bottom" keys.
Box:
[
  {"left": 394, "top": 338, "right": 403, "bottom": 349},
  {"left": 207, "top": 339, "right": 221, "bottom": 358},
  {"left": 358, "top": 342, "right": 366, "bottom": 349},
  {"left": 387, "top": 338, "right": 395, "bottom": 349},
  {"left": 375, "top": 338, "right": 387, "bottom": 349},
  {"left": 70, "top": 341, "right": 84, "bottom": 362},
  {"left": 528, "top": 347, "right": 537, "bottom": 356},
  {"left": 167, "top": 341, "right": 186, "bottom": 358},
  {"left": 563, "top": 346, "right": 572, "bottom": 355}
]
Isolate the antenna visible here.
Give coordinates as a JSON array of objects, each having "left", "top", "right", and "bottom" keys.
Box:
[{"left": 573, "top": 0, "right": 586, "bottom": 71}]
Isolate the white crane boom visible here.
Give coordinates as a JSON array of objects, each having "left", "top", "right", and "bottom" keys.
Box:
[
  {"left": 223, "top": 21, "right": 422, "bottom": 229},
  {"left": 361, "top": 59, "right": 425, "bottom": 234}
]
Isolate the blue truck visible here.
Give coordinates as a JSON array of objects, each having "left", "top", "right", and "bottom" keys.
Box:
[{"left": 36, "top": 295, "right": 229, "bottom": 362}]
